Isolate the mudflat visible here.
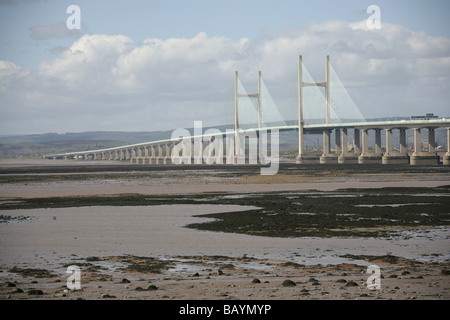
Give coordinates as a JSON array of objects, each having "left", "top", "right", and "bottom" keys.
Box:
[{"left": 0, "top": 159, "right": 449, "bottom": 300}]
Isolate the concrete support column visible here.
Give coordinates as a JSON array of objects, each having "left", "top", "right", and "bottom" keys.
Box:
[
  {"left": 428, "top": 128, "right": 436, "bottom": 154},
  {"left": 413, "top": 128, "right": 421, "bottom": 155},
  {"left": 320, "top": 130, "right": 337, "bottom": 163},
  {"left": 382, "top": 129, "right": 409, "bottom": 164},
  {"left": 150, "top": 146, "right": 155, "bottom": 157},
  {"left": 375, "top": 129, "right": 382, "bottom": 155},
  {"left": 166, "top": 144, "right": 170, "bottom": 157},
  {"left": 156, "top": 145, "right": 162, "bottom": 164},
  {"left": 444, "top": 128, "right": 450, "bottom": 165},
  {"left": 399, "top": 129, "right": 407, "bottom": 155},
  {"left": 359, "top": 128, "right": 383, "bottom": 164},
  {"left": 339, "top": 128, "right": 358, "bottom": 163},
  {"left": 164, "top": 144, "right": 171, "bottom": 164},
  {"left": 448, "top": 128, "right": 450, "bottom": 155},
  {"left": 341, "top": 128, "right": 348, "bottom": 155},
  {"left": 361, "top": 129, "right": 369, "bottom": 155},
  {"left": 335, "top": 129, "right": 341, "bottom": 155},
  {"left": 385, "top": 129, "right": 393, "bottom": 155},
  {"left": 136, "top": 147, "right": 143, "bottom": 164},
  {"left": 322, "top": 130, "right": 330, "bottom": 155},
  {"left": 411, "top": 127, "right": 439, "bottom": 165},
  {"left": 353, "top": 129, "right": 361, "bottom": 155},
  {"left": 150, "top": 146, "right": 155, "bottom": 164},
  {"left": 193, "top": 139, "right": 203, "bottom": 164},
  {"left": 142, "top": 147, "right": 149, "bottom": 164}
]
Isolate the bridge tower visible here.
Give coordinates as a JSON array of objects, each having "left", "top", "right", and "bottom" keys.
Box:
[
  {"left": 233, "top": 70, "right": 262, "bottom": 164},
  {"left": 296, "top": 55, "right": 331, "bottom": 164}
]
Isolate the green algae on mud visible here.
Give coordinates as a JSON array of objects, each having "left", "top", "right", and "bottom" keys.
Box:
[
  {"left": 86, "top": 256, "right": 175, "bottom": 274},
  {"left": 184, "top": 186, "right": 450, "bottom": 238}
]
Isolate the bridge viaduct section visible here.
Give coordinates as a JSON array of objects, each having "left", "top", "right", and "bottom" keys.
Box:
[
  {"left": 297, "top": 125, "right": 450, "bottom": 166},
  {"left": 51, "top": 124, "right": 450, "bottom": 166}
]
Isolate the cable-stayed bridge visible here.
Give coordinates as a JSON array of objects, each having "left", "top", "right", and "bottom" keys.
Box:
[{"left": 44, "top": 56, "right": 450, "bottom": 166}]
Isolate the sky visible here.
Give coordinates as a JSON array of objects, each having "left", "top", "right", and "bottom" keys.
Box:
[{"left": 0, "top": 0, "right": 449, "bottom": 135}]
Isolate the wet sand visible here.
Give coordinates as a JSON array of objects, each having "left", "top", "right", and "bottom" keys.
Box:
[{"left": 0, "top": 159, "right": 449, "bottom": 300}]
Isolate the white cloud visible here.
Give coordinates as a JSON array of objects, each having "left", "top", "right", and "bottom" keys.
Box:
[{"left": 1, "top": 20, "right": 449, "bottom": 135}]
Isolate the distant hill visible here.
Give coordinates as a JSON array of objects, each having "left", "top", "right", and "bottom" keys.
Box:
[
  {"left": 0, "top": 131, "right": 173, "bottom": 158},
  {"left": 0, "top": 123, "right": 447, "bottom": 159}
]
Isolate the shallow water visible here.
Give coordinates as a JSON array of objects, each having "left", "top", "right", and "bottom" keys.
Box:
[{"left": 1, "top": 204, "right": 449, "bottom": 274}]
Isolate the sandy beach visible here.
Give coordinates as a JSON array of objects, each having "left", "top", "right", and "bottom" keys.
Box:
[{"left": 0, "top": 159, "right": 449, "bottom": 300}]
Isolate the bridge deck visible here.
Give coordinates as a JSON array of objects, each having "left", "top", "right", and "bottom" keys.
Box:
[{"left": 44, "top": 118, "right": 450, "bottom": 158}]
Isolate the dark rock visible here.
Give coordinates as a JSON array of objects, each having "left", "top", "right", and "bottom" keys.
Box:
[
  {"left": 27, "top": 289, "right": 44, "bottom": 295},
  {"left": 282, "top": 280, "right": 296, "bottom": 287},
  {"left": 252, "top": 278, "right": 261, "bottom": 283},
  {"left": 345, "top": 281, "right": 358, "bottom": 287},
  {"left": 121, "top": 278, "right": 130, "bottom": 283}
]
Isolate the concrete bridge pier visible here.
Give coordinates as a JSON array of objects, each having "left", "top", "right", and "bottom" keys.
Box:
[
  {"left": 134, "top": 147, "right": 141, "bottom": 164},
  {"left": 129, "top": 148, "right": 136, "bottom": 164},
  {"left": 147, "top": 146, "right": 155, "bottom": 164},
  {"left": 142, "top": 147, "right": 149, "bottom": 164},
  {"left": 156, "top": 144, "right": 164, "bottom": 164},
  {"left": 320, "top": 130, "right": 338, "bottom": 164},
  {"left": 296, "top": 131, "right": 320, "bottom": 164},
  {"left": 163, "top": 144, "right": 171, "bottom": 164},
  {"left": 443, "top": 128, "right": 450, "bottom": 165},
  {"left": 382, "top": 129, "right": 409, "bottom": 164},
  {"left": 192, "top": 139, "right": 203, "bottom": 165},
  {"left": 338, "top": 128, "right": 358, "bottom": 163},
  {"left": 410, "top": 128, "right": 440, "bottom": 165},
  {"left": 358, "top": 129, "right": 381, "bottom": 164},
  {"left": 358, "top": 129, "right": 383, "bottom": 164}
]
